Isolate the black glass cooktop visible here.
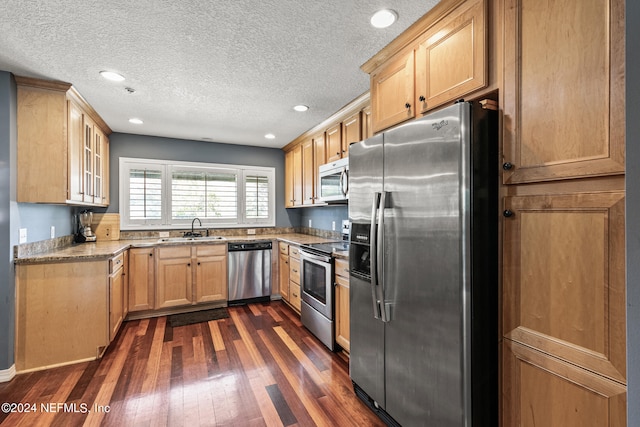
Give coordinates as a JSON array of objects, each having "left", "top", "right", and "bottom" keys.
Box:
[{"left": 300, "top": 241, "right": 350, "bottom": 256}]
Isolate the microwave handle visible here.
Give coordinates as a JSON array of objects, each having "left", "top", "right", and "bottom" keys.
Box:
[{"left": 340, "top": 168, "right": 349, "bottom": 196}]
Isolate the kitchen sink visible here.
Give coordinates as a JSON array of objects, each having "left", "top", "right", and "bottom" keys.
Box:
[{"left": 157, "top": 236, "right": 226, "bottom": 243}]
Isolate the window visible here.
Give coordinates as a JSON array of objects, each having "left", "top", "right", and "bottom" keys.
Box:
[{"left": 120, "top": 158, "right": 275, "bottom": 230}]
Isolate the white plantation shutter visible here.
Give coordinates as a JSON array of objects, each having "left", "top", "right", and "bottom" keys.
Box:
[
  {"left": 245, "top": 175, "right": 269, "bottom": 219},
  {"left": 120, "top": 158, "right": 275, "bottom": 229},
  {"left": 128, "top": 168, "right": 162, "bottom": 223},
  {"left": 171, "top": 169, "right": 238, "bottom": 220}
]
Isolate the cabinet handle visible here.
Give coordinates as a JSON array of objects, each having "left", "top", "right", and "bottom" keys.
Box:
[
  {"left": 503, "top": 210, "right": 514, "bottom": 218},
  {"left": 405, "top": 103, "right": 411, "bottom": 109},
  {"left": 419, "top": 95, "right": 426, "bottom": 102},
  {"left": 292, "top": 292, "right": 298, "bottom": 298},
  {"left": 503, "top": 162, "right": 514, "bottom": 170},
  {"left": 292, "top": 269, "right": 298, "bottom": 273}
]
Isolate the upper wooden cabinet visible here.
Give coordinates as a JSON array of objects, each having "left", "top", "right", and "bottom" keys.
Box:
[
  {"left": 342, "top": 111, "right": 362, "bottom": 157},
  {"left": 312, "top": 132, "right": 326, "bottom": 203},
  {"left": 302, "top": 138, "right": 315, "bottom": 205},
  {"left": 415, "top": 0, "right": 487, "bottom": 113},
  {"left": 283, "top": 93, "right": 369, "bottom": 208},
  {"left": 370, "top": 50, "right": 415, "bottom": 133},
  {"left": 502, "top": 0, "right": 625, "bottom": 184},
  {"left": 16, "top": 76, "right": 111, "bottom": 206},
  {"left": 326, "top": 123, "right": 343, "bottom": 162},
  {"left": 366, "top": 0, "right": 487, "bottom": 133}
]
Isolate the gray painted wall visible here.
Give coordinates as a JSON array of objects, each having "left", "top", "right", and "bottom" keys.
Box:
[
  {"left": 0, "top": 71, "right": 14, "bottom": 369},
  {"left": 105, "top": 133, "right": 301, "bottom": 228},
  {"left": 627, "top": 1, "right": 638, "bottom": 424}
]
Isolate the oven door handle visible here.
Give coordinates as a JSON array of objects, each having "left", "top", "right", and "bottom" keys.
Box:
[
  {"left": 370, "top": 192, "right": 381, "bottom": 319},
  {"left": 300, "top": 250, "right": 332, "bottom": 264}
]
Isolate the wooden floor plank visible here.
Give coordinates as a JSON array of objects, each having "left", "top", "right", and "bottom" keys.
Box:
[{"left": 0, "top": 301, "right": 384, "bottom": 427}]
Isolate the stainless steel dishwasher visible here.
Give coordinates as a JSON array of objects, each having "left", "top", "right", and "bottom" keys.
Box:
[{"left": 227, "top": 241, "right": 272, "bottom": 305}]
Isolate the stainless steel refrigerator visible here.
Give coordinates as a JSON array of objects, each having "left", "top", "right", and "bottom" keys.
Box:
[{"left": 348, "top": 100, "right": 498, "bottom": 426}]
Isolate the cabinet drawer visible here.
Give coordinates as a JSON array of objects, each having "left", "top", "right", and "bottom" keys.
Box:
[
  {"left": 279, "top": 242, "right": 289, "bottom": 255},
  {"left": 289, "top": 257, "right": 300, "bottom": 284},
  {"left": 195, "top": 244, "right": 226, "bottom": 257},
  {"left": 290, "top": 283, "right": 301, "bottom": 311},
  {"left": 289, "top": 245, "right": 300, "bottom": 259},
  {"left": 110, "top": 252, "right": 124, "bottom": 273},
  {"left": 335, "top": 258, "right": 350, "bottom": 279},
  {"left": 335, "top": 273, "right": 349, "bottom": 289},
  {"left": 157, "top": 246, "right": 192, "bottom": 259}
]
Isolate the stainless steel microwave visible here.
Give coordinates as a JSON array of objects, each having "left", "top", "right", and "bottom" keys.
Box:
[{"left": 319, "top": 157, "right": 348, "bottom": 203}]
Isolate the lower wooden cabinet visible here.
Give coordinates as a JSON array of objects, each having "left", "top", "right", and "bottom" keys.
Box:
[
  {"left": 503, "top": 340, "right": 627, "bottom": 426},
  {"left": 128, "top": 247, "right": 156, "bottom": 312},
  {"left": 334, "top": 258, "right": 350, "bottom": 353},
  {"left": 279, "top": 242, "right": 301, "bottom": 312},
  {"left": 279, "top": 252, "right": 290, "bottom": 300},
  {"left": 156, "top": 244, "right": 227, "bottom": 309},
  {"left": 109, "top": 252, "right": 127, "bottom": 341},
  {"left": 194, "top": 245, "right": 227, "bottom": 303},
  {"left": 15, "top": 260, "right": 110, "bottom": 372}
]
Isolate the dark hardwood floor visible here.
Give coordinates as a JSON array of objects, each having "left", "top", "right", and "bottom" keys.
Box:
[{"left": 0, "top": 301, "right": 384, "bottom": 426}]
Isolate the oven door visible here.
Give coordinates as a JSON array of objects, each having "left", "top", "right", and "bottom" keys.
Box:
[{"left": 300, "top": 250, "right": 334, "bottom": 320}]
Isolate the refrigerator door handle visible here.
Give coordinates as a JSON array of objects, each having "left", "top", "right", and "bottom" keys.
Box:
[
  {"left": 377, "top": 191, "right": 390, "bottom": 322},
  {"left": 370, "top": 192, "right": 382, "bottom": 319}
]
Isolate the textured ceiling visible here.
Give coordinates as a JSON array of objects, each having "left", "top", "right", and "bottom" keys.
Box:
[{"left": 0, "top": 0, "right": 438, "bottom": 148}]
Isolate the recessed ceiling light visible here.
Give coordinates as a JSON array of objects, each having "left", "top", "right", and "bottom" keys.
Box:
[
  {"left": 370, "top": 9, "right": 398, "bottom": 28},
  {"left": 293, "top": 105, "right": 309, "bottom": 112},
  {"left": 129, "top": 118, "right": 143, "bottom": 125},
  {"left": 265, "top": 133, "right": 276, "bottom": 140},
  {"left": 100, "top": 71, "right": 125, "bottom": 82}
]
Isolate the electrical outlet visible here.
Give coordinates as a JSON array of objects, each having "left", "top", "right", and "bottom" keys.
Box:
[
  {"left": 332, "top": 221, "right": 336, "bottom": 231},
  {"left": 159, "top": 231, "right": 170, "bottom": 238},
  {"left": 247, "top": 229, "right": 256, "bottom": 235},
  {"left": 308, "top": 219, "right": 312, "bottom": 228},
  {"left": 19, "top": 228, "right": 27, "bottom": 244},
  {"left": 50, "top": 226, "right": 55, "bottom": 239}
]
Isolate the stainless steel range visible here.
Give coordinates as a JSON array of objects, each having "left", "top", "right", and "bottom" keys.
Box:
[{"left": 299, "top": 240, "right": 349, "bottom": 351}]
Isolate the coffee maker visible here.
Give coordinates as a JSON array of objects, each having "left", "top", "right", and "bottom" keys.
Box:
[{"left": 75, "top": 210, "right": 96, "bottom": 243}]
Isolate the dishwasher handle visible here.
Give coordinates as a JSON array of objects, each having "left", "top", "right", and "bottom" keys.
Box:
[{"left": 228, "top": 242, "right": 273, "bottom": 251}]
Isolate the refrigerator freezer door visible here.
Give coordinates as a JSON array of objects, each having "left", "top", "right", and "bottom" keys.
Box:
[
  {"left": 382, "top": 103, "right": 470, "bottom": 425},
  {"left": 348, "top": 135, "right": 385, "bottom": 407}
]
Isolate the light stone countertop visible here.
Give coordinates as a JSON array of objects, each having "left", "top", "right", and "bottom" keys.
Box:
[{"left": 14, "top": 233, "right": 340, "bottom": 265}]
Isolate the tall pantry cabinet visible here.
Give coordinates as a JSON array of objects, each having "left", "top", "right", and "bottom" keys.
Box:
[{"left": 501, "top": 0, "right": 627, "bottom": 425}]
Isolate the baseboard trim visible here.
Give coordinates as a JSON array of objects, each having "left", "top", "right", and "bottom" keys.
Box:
[{"left": 0, "top": 364, "right": 16, "bottom": 383}]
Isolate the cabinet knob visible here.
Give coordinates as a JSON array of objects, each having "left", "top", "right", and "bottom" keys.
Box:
[
  {"left": 197, "top": 262, "right": 201, "bottom": 266},
  {"left": 419, "top": 95, "right": 426, "bottom": 102},
  {"left": 503, "top": 162, "right": 514, "bottom": 170},
  {"left": 187, "top": 262, "right": 191, "bottom": 267},
  {"left": 405, "top": 103, "right": 411, "bottom": 109},
  {"left": 149, "top": 253, "right": 153, "bottom": 257},
  {"left": 503, "top": 210, "right": 514, "bottom": 218},
  {"left": 336, "top": 152, "right": 340, "bottom": 156}
]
